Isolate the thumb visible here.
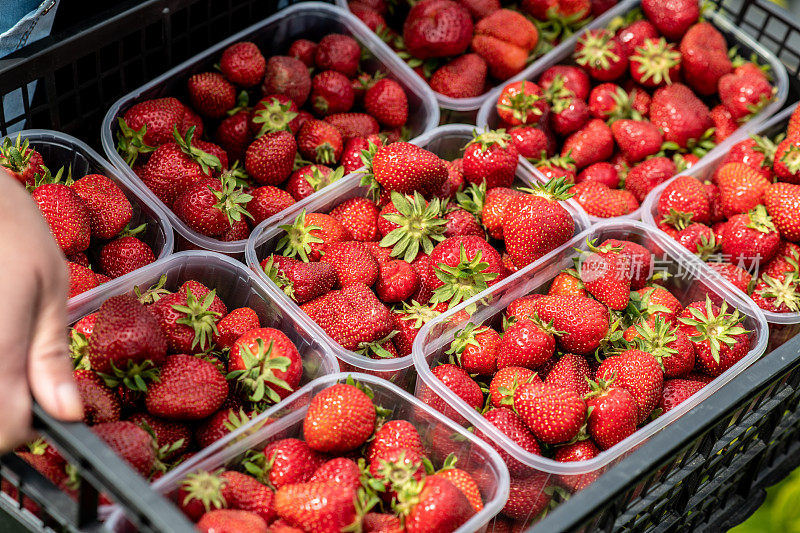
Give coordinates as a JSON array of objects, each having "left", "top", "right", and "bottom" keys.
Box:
[{"left": 27, "top": 275, "right": 83, "bottom": 422}]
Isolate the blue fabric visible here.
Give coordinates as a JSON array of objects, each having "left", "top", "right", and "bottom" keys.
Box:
[{"left": 0, "top": 0, "right": 44, "bottom": 34}]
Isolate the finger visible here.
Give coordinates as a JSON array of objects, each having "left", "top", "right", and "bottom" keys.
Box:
[{"left": 28, "top": 265, "right": 83, "bottom": 422}]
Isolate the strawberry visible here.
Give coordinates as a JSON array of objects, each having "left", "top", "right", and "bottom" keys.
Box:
[
  {"left": 173, "top": 176, "right": 253, "bottom": 237},
  {"left": 31, "top": 179, "right": 91, "bottom": 256},
  {"left": 228, "top": 327, "right": 302, "bottom": 404},
  {"left": 315, "top": 33, "right": 361, "bottom": 77},
  {"left": 427, "top": 235, "right": 504, "bottom": 308},
  {"left": 215, "top": 111, "right": 252, "bottom": 163},
  {"left": 721, "top": 136, "right": 776, "bottom": 181},
  {"left": 145, "top": 354, "right": 227, "bottom": 420},
  {"left": 548, "top": 270, "right": 586, "bottom": 296},
  {"left": 319, "top": 241, "right": 380, "bottom": 288},
  {"left": 602, "top": 239, "right": 652, "bottom": 290},
  {"left": 707, "top": 261, "right": 752, "bottom": 293},
  {"left": 719, "top": 71, "right": 774, "bottom": 121},
  {"left": 261, "top": 438, "right": 325, "bottom": 488},
  {"left": 375, "top": 259, "right": 419, "bottom": 302},
  {"left": 149, "top": 285, "right": 225, "bottom": 354},
  {"left": 597, "top": 349, "right": 663, "bottom": 423},
  {"left": 585, "top": 378, "right": 638, "bottom": 450},
  {"left": 99, "top": 235, "right": 157, "bottom": 278},
  {"left": 365, "top": 142, "right": 448, "bottom": 195},
  {"left": 658, "top": 378, "right": 706, "bottom": 413},
  {"left": 716, "top": 162, "right": 771, "bottom": 219},
  {"left": 498, "top": 317, "right": 558, "bottom": 370},
  {"left": 615, "top": 19, "right": 659, "bottom": 57},
  {"left": 480, "top": 186, "right": 522, "bottom": 239},
  {"left": 330, "top": 196, "right": 380, "bottom": 241},
  {"left": 611, "top": 119, "right": 662, "bottom": 163},
  {"left": 631, "top": 285, "right": 682, "bottom": 324},
  {"left": 350, "top": 3, "right": 388, "bottom": 31},
  {"left": 509, "top": 294, "right": 609, "bottom": 354},
  {"left": 393, "top": 301, "right": 448, "bottom": 355},
  {"left": 508, "top": 126, "right": 552, "bottom": 158},
  {"left": 765, "top": 182, "right": 800, "bottom": 242},
  {"left": 303, "top": 383, "right": 375, "bottom": 453},
  {"left": 625, "top": 157, "right": 676, "bottom": 203},
  {"left": 427, "top": 363, "right": 484, "bottom": 411},
  {"left": 501, "top": 473, "right": 551, "bottom": 521},
  {"left": 587, "top": 83, "right": 632, "bottom": 121},
  {"left": 246, "top": 185, "right": 296, "bottom": 226},
  {"left": 311, "top": 70, "right": 355, "bottom": 116},
  {"left": 751, "top": 274, "right": 800, "bottom": 313},
  {"left": 127, "top": 412, "right": 191, "bottom": 461},
  {"left": 197, "top": 510, "right": 268, "bottom": 533},
  {"left": 220, "top": 41, "right": 265, "bottom": 87},
  {"left": 649, "top": 83, "right": 713, "bottom": 150},
  {"left": 398, "top": 474, "right": 476, "bottom": 533},
  {"left": 87, "top": 294, "right": 167, "bottom": 375},
  {"left": 70, "top": 174, "right": 133, "bottom": 239},
  {"left": 194, "top": 407, "right": 253, "bottom": 448},
  {"left": 263, "top": 56, "right": 312, "bottom": 107},
  {"left": 534, "top": 152, "right": 578, "bottom": 183},
  {"left": 630, "top": 316, "right": 695, "bottom": 378},
  {"left": 545, "top": 352, "right": 592, "bottom": 395},
  {"left": 502, "top": 179, "right": 576, "bottom": 267},
  {"left": 578, "top": 240, "right": 631, "bottom": 309},
  {"left": 721, "top": 205, "right": 781, "bottom": 268},
  {"left": 74, "top": 369, "right": 121, "bottom": 424},
  {"left": 364, "top": 79, "right": 409, "bottom": 128},
  {"left": 341, "top": 136, "right": 371, "bottom": 173},
  {"left": 496, "top": 81, "right": 547, "bottom": 127},
  {"left": 303, "top": 283, "right": 395, "bottom": 350},
  {"left": 561, "top": 119, "right": 614, "bottom": 169},
  {"left": 488, "top": 366, "right": 539, "bottom": 408},
  {"left": 403, "top": 0, "right": 473, "bottom": 59},
  {"left": 444, "top": 208, "right": 484, "bottom": 238},
  {"left": 657, "top": 175, "right": 711, "bottom": 228},
  {"left": 642, "top": 0, "right": 699, "bottom": 41},
  {"left": 68, "top": 262, "right": 99, "bottom": 298},
  {"left": 15, "top": 439, "right": 67, "bottom": 485},
  {"left": 115, "top": 98, "right": 185, "bottom": 164},
  {"left": 245, "top": 130, "right": 297, "bottom": 186},
  {"left": 789, "top": 104, "right": 800, "bottom": 138},
  {"left": 572, "top": 181, "right": 633, "bottom": 218},
  {"left": 554, "top": 440, "right": 600, "bottom": 491},
  {"left": 324, "top": 113, "right": 380, "bottom": 141},
  {"left": 367, "top": 419, "right": 425, "bottom": 463},
  {"left": 92, "top": 421, "right": 156, "bottom": 476},
  {"left": 436, "top": 467, "right": 483, "bottom": 512},
  {"left": 377, "top": 192, "right": 447, "bottom": 262},
  {"left": 297, "top": 120, "right": 343, "bottom": 165},
  {"left": 679, "top": 22, "right": 733, "bottom": 96},
  {"left": 447, "top": 323, "right": 501, "bottom": 375},
  {"left": 676, "top": 222, "right": 718, "bottom": 259},
  {"left": 369, "top": 447, "right": 426, "bottom": 499},
  {"left": 539, "top": 65, "right": 590, "bottom": 100},
  {"left": 310, "top": 457, "right": 362, "bottom": 490},
  {"left": 278, "top": 211, "right": 352, "bottom": 262},
  {"left": 462, "top": 129, "right": 518, "bottom": 188},
  {"left": 773, "top": 138, "right": 800, "bottom": 184},
  {"left": 514, "top": 381, "right": 586, "bottom": 444},
  {"left": 677, "top": 298, "right": 750, "bottom": 377},
  {"left": 711, "top": 104, "right": 739, "bottom": 143},
  {"left": 574, "top": 29, "right": 627, "bottom": 82},
  {"left": 187, "top": 72, "right": 236, "bottom": 118},
  {"left": 429, "top": 54, "right": 488, "bottom": 99},
  {"left": 475, "top": 407, "right": 541, "bottom": 478}
]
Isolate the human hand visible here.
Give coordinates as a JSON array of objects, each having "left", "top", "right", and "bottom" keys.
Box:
[{"left": 0, "top": 168, "right": 82, "bottom": 452}]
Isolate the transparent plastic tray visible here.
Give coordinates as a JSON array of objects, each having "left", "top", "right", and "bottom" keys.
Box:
[
  {"left": 244, "top": 123, "right": 591, "bottom": 389},
  {"left": 642, "top": 103, "right": 800, "bottom": 348},
  {"left": 475, "top": 2, "right": 789, "bottom": 224},
  {"left": 105, "top": 372, "right": 510, "bottom": 533},
  {"left": 0, "top": 129, "right": 174, "bottom": 308},
  {"left": 337, "top": 0, "right": 639, "bottom": 112},
  {"left": 411, "top": 219, "right": 768, "bottom": 523},
  {"left": 100, "top": 2, "right": 439, "bottom": 257}
]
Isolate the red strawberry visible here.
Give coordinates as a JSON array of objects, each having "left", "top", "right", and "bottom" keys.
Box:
[
  {"left": 676, "top": 222, "right": 718, "bottom": 259},
  {"left": 262, "top": 438, "right": 325, "bottom": 488},
  {"left": 632, "top": 285, "right": 682, "bottom": 324},
  {"left": 99, "top": 235, "right": 157, "bottom": 278},
  {"left": 587, "top": 83, "right": 631, "bottom": 120},
  {"left": 625, "top": 156, "right": 676, "bottom": 203},
  {"left": 330, "top": 196, "right": 380, "bottom": 241},
  {"left": 15, "top": 439, "right": 67, "bottom": 485},
  {"left": 220, "top": 41, "right": 265, "bottom": 87},
  {"left": 403, "top": 0, "right": 473, "bottom": 59},
  {"left": 228, "top": 327, "right": 302, "bottom": 404},
  {"left": 127, "top": 412, "right": 191, "bottom": 461},
  {"left": 31, "top": 180, "right": 91, "bottom": 256},
  {"left": 245, "top": 130, "right": 297, "bottom": 186},
  {"left": 367, "top": 419, "right": 425, "bottom": 462},
  {"left": 319, "top": 241, "right": 380, "bottom": 288},
  {"left": 262, "top": 56, "right": 312, "bottom": 107},
  {"left": 721, "top": 205, "right": 781, "bottom": 268},
  {"left": 611, "top": 119, "right": 662, "bottom": 163},
  {"left": 70, "top": 174, "right": 133, "bottom": 239},
  {"left": 716, "top": 162, "right": 771, "bottom": 219},
  {"left": 615, "top": 19, "right": 659, "bottom": 57},
  {"left": 711, "top": 104, "right": 739, "bottom": 143},
  {"left": 116, "top": 98, "right": 185, "bottom": 163},
  {"left": 514, "top": 381, "right": 586, "bottom": 444},
  {"left": 197, "top": 510, "right": 267, "bottom": 533},
  {"left": 481, "top": 186, "right": 522, "bottom": 239},
  {"left": 324, "top": 113, "right": 380, "bottom": 141},
  {"left": 315, "top": 34, "right": 361, "bottom": 77},
  {"left": 297, "top": 120, "right": 343, "bottom": 165},
  {"left": 393, "top": 301, "right": 448, "bottom": 355},
  {"left": 148, "top": 285, "right": 225, "bottom": 354},
  {"left": 462, "top": 129, "right": 518, "bottom": 189},
  {"left": 554, "top": 440, "right": 600, "bottom": 491},
  {"left": 501, "top": 472, "right": 551, "bottom": 521},
  {"left": 188, "top": 72, "right": 236, "bottom": 118},
  {"left": 173, "top": 176, "right": 253, "bottom": 237},
  {"left": 436, "top": 468, "right": 483, "bottom": 513},
  {"left": 247, "top": 185, "right": 296, "bottom": 226},
  {"left": 561, "top": 119, "right": 614, "bottom": 169},
  {"left": 365, "top": 79, "right": 409, "bottom": 128},
  {"left": 447, "top": 323, "right": 500, "bottom": 375},
  {"left": 545, "top": 353, "right": 592, "bottom": 396},
  {"left": 719, "top": 71, "right": 774, "bottom": 120},
  {"left": 574, "top": 29, "right": 627, "bottom": 82},
  {"left": 642, "top": 0, "right": 699, "bottom": 41},
  {"left": 74, "top": 369, "right": 121, "bottom": 424},
  {"left": 721, "top": 136, "right": 776, "bottom": 181},
  {"left": 145, "top": 354, "right": 227, "bottom": 420},
  {"left": 68, "top": 262, "right": 99, "bottom": 298},
  {"left": 215, "top": 111, "right": 253, "bottom": 163},
  {"left": 92, "top": 421, "right": 155, "bottom": 476},
  {"left": 426, "top": 235, "right": 504, "bottom": 308},
  {"left": 751, "top": 274, "right": 800, "bottom": 313},
  {"left": 649, "top": 83, "right": 713, "bottom": 150},
  {"left": 677, "top": 298, "right": 750, "bottom": 377},
  {"left": 427, "top": 363, "right": 484, "bottom": 412},
  {"left": 539, "top": 65, "right": 590, "bottom": 100},
  {"left": 602, "top": 239, "right": 652, "bottom": 290},
  {"left": 657, "top": 175, "right": 711, "bottom": 228},
  {"left": 375, "top": 259, "right": 419, "bottom": 302},
  {"left": 496, "top": 81, "right": 548, "bottom": 127},
  {"left": 429, "top": 54, "right": 488, "bottom": 98},
  {"left": 488, "top": 366, "right": 539, "bottom": 408},
  {"left": 498, "top": 317, "right": 558, "bottom": 370},
  {"left": 278, "top": 211, "right": 352, "bottom": 262},
  {"left": 707, "top": 261, "right": 752, "bottom": 293},
  {"left": 399, "top": 474, "right": 476, "bottom": 533},
  {"left": 340, "top": 136, "right": 371, "bottom": 173},
  {"left": 476, "top": 407, "right": 540, "bottom": 477},
  {"left": 194, "top": 408, "right": 253, "bottom": 449},
  {"left": 679, "top": 22, "right": 733, "bottom": 96},
  {"left": 597, "top": 349, "right": 663, "bottom": 423},
  {"left": 303, "top": 383, "right": 375, "bottom": 453},
  {"left": 548, "top": 270, "right": 586, "bottom": 297},
  {"left": 310, "top": 70, "right": 355, "bottom": 116},
  {"left": 578, "top": 240, "right": 632, "bottom": 309},
  {"left": 444, "top": 208, "right": 484, "bottom": 238},
  {"left": 585, "top": 379, "right": 638, "bottom": 450},
  {"left": 658, "top": 378, "right": 706, "bottom": 412},
  {"left": 572, "top": 181, "right": 633, "bottom": 218},
  {"left": 773, "top": 138, "right": 800, "bottom": 184},
  {"left": 765, "top": 182, "right": 800, "bottom": 242},
  {"left": 508, "top": 126, "right": 551, "bottom": 159},
  {"left": 367, "top": 142, "right": 447, "bottom": 195}
]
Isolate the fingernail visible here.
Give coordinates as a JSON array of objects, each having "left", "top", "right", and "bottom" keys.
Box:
[{"left": 55, "top": 381, "right": 84, "bottom": 420}]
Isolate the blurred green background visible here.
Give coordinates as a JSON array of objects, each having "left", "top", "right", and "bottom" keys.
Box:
[{"left": 731, "top": 468, "right": 800, "bottom": 533}]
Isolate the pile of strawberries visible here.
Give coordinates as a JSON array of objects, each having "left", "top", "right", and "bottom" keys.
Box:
[
  {"left": 259, "top": 131, "right": 579, "bottom": 360},
  {"left": 116, "top": 33, "right": 413, "bottom": 241},
  {"left": 419, "top": 236, "right": 752, "bottom": 525},
  {"left": 348, "top": 0, "right": 619, "bottom": 99},
  {"left": 8, "top": 275, "right": 313, "bottom": 501},
  {"left": 491, "top": 0, "right": 776, "bottom": 218},
  {"left": 0, "top": 135, "right": 158, "bottom": 298},
  {"left": 175, "top": 379, "right": 486, "bottom": 532},
  {"left": 653, "top": 105, "right": 800, "bottom": 315}
]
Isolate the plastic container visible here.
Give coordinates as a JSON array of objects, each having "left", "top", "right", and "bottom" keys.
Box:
[
  {"left": 412, "top": 219, "right": 768, "bottom": 525},
  {"left": 642, "top": 102, "right": 800, "bottom": 351},
  {"left": 0, "top": 129, "right": 174, "bottom": 308},
  {"left": 244, "top": 123, "right": 592, "bottom": 388},
  {"left": 105, "top": 372, "right": 510, "bottom": 533},
  {"left": 100, "top": 2, "right": 439, "bottom": 257},
  {"left": 476, "top": 2, "right": 789, "bottom": 225},
  {"left": 337, "top": 0, "right": 638, "bottom": 113}
]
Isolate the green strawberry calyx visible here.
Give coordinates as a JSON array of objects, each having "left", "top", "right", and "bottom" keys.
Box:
[
  {"left": 575, "top": 30, "right": 620, "bottom": 71},
  {"left": 629, "top": 38, "right": 681, "bottom": 86},
  {"left": 542, "top": 75, "right": 575, "bottom": 114},
  {"left": 678, "top": 297, "right": 749, "bottom": 363},
  {"left": 252, "top": 96, "right": 298, "bottom": 138},
  {"left": 469, "top": 128, "right": 512, "bottom": 152},
  {"left": 750, "top": 133, "right": 778, "bottom": 167},
  {"left": 358, "top": 141, "right": 383, "bottom": 201},
  {"left": 173, "top": 126, "right": 222, "bottom": 175},
  {"left": 745, "top": 204, "right": 776, "bottom": 234},
  {"left": 179, "top": 470, "right": 227, "bottom": 513},
  {"left": 173, "top": 288, "right": 222, "bottom": 351},
  {"left": 380, "top": 191, "right": 447, "bottom": 263},
  {"left": 518, "top": 176, "right": 575, "bottom": 202},
  {"left": 1, "top": 135, "right": 36, "bottom": 173},
  {"left": 134, "top": 274, "right": 171, "bottom": 304},
  {"left": 211, "top": 175, "right": 254, "bottom": 227},
  {"left": 430, "top": 244, "right": 499, "bottom": 310},
  {"left": 605, "top": 87, "right": 642, "bottom": 124},
  {"left": 305, "top": 165, "right": 345, "bottom": 192},
  {"left": 779, "top": 141, "right": 800, "bottom": 175},
  {"left": 660, "top": 207, "right": 694, "bottom": 231},
  {"left": 455, "top": 181, "right": 487, "bottom": 218},
  {"left": 226, "top": 337, "right": 293, "bottom": 405},
  {"left": 262, "top": 256, "right": 296, "bottom": 301},
  {"left": 497, "top": 372, "right": 538, "bottom": 407},
  {"left": 631, "top": 317, "right": 680, "bottom": 372},
  {"left": 97, "top": 359, "right": 160, "bottom": 392},
  {"left": 755, "top": 273, "right": 800, "bottom": 312},
  {"left": 356, "top": 330, "right": 400, "bottom": 359},
  {"left": 499, "top": 81, "right": 546, "bottom": 125},
  {"left": 446, "top": 322, "right": 489, "bottom": 361},
  {"left": 276, "top": 210, "right": 324, "bottom": 262},
  {"left": 116, "top": 118, "right": 156, "bottom": 166},
  {"left": 397, "top": 300, "right": 444, "bottom": 329}
]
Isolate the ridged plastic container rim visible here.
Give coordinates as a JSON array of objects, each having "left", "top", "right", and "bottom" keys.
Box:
[
  {"left": 336, "top": 0, "right": 639, "bottom": 111},
  {"left": 0, "top": 129, "right": 175, "bottom": 308},
  {"left": 244, "top": 123, "right": 592, "bottom": 374},
  {"left": 411, "top": 219, "right": 769, "bottom": 475},
  {"left": 105, "top": 372, "right": 511, "bottom": 533},
  {"left": 642, "top": 102, "right": 800, "bottom": 325},
  {"left": 100, "top": 2, "right": 440, "bottom": 255},
  {"left": 475, "top": 3, "right": 790, "bottom": 224}
]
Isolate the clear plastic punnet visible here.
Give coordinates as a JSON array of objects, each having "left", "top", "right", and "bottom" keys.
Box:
[
  {"left": 337, "top": 0, "right": 638, "bottom": 113},
  {"left": 476, "top": 2, "right": 789, "bottom": 225},
  {"left": 105, "top": 372, "right": 510, "bottom": 533},
  {"left": 642, "top": 102, "right": 800, "bottom": 350},
  {"left": 245, "top": 123, "right": 591, "bottom": 389},
  {"left": 101, "top": 2, "right": 439, "bottom": 257},
  {"left": 412, "top": 219, "right": 768, "bottom": 527},
  {"left": 0, "top": 129, "right": 174, "bottom": 307}
]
